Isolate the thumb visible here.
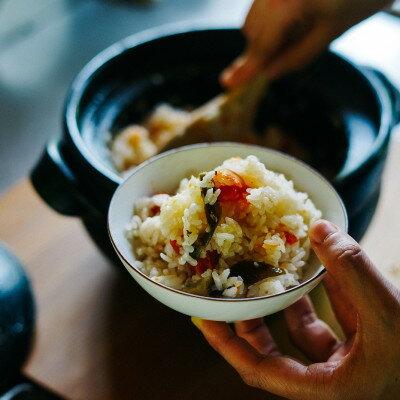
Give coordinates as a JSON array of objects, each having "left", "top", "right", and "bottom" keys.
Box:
[{"left": 309, "top": 220, "right": 396, "bottom": 322}]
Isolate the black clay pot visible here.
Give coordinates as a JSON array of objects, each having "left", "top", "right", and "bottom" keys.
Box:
[{"left": 31, "top": 25, "right": 400, "bottom": 263}]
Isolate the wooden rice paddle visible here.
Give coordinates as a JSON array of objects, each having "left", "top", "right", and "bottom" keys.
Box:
[{"left": 161, "top": 74, "right": 268, "bottom": 150}]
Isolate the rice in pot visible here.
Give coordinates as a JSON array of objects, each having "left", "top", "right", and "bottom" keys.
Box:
[{"left": 126, "top": 156, "right": 322, "bottom": 298}]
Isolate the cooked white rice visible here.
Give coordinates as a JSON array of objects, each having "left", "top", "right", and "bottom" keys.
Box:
[
  {"left": 126, "top": 155, "right": 322, "bottom": 298},
  {"left": 110, "top": 104, "right": 190, "bottom": 173}
]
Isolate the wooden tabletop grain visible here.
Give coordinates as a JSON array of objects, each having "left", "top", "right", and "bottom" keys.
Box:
[{"left": 0, "top": 128, "right": 399, "bottom": 400}]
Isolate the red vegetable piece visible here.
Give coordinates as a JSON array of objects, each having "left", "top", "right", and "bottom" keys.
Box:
[
  {"left": 170, "top": 240, "right": 181, "bottom": 254},
  {"left": 150, "top": 205, "right": 160, "bottom": 215},
  {"left": 213, "top": 169, "right": 249, "bottom": 208},
  {"left": 284, "top": 231, "right": 298, "bottom": 245},
  {"left": 213, "top": 168, "right": 246, "bottom": 188},
  {"left": 192, "top": 251, "right": 219, "bottom": 275}
]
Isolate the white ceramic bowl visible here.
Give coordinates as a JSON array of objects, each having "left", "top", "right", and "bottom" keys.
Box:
[{"left": 108, "top": 143, "right": 347, "bottom": 321}]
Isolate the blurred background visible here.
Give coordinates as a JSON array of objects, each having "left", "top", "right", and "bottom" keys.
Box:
[
  {"left": 0, "top": 2, "right": 399, "bottom": 399},
  {"left": 0, "top": 0, "right": 399, "bottom": 194}
]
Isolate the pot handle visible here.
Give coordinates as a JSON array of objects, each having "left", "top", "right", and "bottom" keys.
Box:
[
  {"left": 30, "top": 140, "right": 99, "bottom": 218},
  {"left": 364, "top": 67, "right": 400, "bottom": 125}
]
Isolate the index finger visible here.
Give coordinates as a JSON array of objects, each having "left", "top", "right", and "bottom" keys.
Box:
[
  {"left": 192, "top": 318, "right": 264, "bottom": 372},
  {"left": 235, "top": 318, "right": 281, "bottom": 356},
  {"left": 192, "top": 318, "right": 323, "bottom": 399},
  {"left": 221, "top": 0, "right": 304, "bottom": 88}
]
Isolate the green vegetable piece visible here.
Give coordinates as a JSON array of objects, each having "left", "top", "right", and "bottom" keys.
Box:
[
  {"left": 229, "top": 260, "right": 284, "bottom": 285},
  {"left": 182, "top": 275, "right": 212, "bottom": 296},
  {"left": 190, "top": 187, "right": 222, "bottom": 260}
]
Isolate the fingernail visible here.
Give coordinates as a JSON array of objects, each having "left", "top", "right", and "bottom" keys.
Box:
[
  {"left": 310, "top": 220, "right": 338, "bottom": 244},
  {"left": 191, "top": 316, "right": 203, "bottom": 329}
]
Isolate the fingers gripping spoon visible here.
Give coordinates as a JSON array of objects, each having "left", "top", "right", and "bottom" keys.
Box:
[{"left": 161, "top": 74, "right": 268, "bottom": 151}]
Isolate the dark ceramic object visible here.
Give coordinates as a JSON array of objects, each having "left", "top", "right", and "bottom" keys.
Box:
[
  {"left": 0, "top": 244, "right": 64, "bottom": 398},
  {"left": 0, "top": 243, "right": 34, "bottom": 391},
  {"left": 31, "top": 26, "right": 400, "bottom": 263}
]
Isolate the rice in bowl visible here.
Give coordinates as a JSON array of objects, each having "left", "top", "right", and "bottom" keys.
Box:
[{"left": 126, "top": 155, "right": 322, "bottom": 298}]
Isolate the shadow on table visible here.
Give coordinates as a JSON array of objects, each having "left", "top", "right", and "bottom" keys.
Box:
[{"left": 102, "top": 272, "right": 283, "bottom": 400}]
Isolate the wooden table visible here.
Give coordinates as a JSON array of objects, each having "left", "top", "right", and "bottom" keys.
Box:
[{"left": 1, "top": 128, "right": 399, "bottom": 400}]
